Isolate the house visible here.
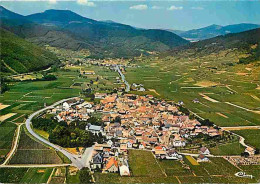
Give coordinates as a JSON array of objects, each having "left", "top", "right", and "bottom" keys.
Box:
[
  {"left": 119, "top": 165, "right": 130, "bottom": 176},
  {"left": 155, "top": 150, "right": 167, "bottom": 158},
  {"left": 63, "top": 102, "right": 70, "bottom": 110},
  {"left": 91, "top": 152, "right": 103, "bottom": 170},
  {"left": 95, "top": 93, "right": 107, "bottom": 99},
  {"left": 139, "top": 142, "right": 146, "bottom": 149},
  {"left": 197, "top": 154, "right": 209, "bottom": 162},
  {"left": 127, "top": 140, "right": 133, "bottom": 148},
  {"left": 166, "top": 149, "right": 183, "bottom": 160},
  {"left": 245, "top": 147, "right": 255, "bottom": 156},
  {"left": 200, "top": 147, "right": 210, "bottom": 155},
  {"left": 86, "top": 124, "right": 102, "bottom": 135},
  {"left": 103, "top": 157, "right": 118, "bottom": 173}
]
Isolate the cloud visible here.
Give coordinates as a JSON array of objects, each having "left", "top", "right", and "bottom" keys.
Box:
[
  {"left": 129, "top": 4, "right": 148, "bottom": 10},
  {"left": 49, "top": 0, "right": 57, "bottom": 4},
  {"left": 151, "top": 6, "right": 163, "bottom": 10},
  {"left": 191, "top": 7, "right": 204, "bottom": 10},
  {"left": 77, "top": 0, "right": 96, "bottom": 7},
  {"left": 167, "top": 5, "right": 183, "bottom": 11}
]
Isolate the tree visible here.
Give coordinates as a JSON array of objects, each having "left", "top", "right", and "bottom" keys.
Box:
[
  {"left": 79, "top": 168, "right": 92, "bottom": 183},
  {"left": 43, "top": 74, "right": 57, "bottom": 81},
  {"left": 0, "top": 79, "right": 9, "bottom": 94}
]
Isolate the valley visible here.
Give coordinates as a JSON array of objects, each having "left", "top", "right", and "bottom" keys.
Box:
[{"left": 0, "top": 4, "right": 260, "bottom": 184}]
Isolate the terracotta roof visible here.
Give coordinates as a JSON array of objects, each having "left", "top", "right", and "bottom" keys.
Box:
[{"left": 105, "top": 157, "right": 118, "bottom": 170}]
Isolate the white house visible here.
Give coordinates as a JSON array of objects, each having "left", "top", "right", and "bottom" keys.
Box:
[
  {"left": 197, "top": 154, "right": 209, "bottom": 162},
  {"left": 200, "top": 147, "right": 210, "bottom": 155},
  {"left": 119, "top": 165, "right": 130, "bottom": 176},
  {"left": 63, "top": 102, "right": 70, "bottom": 110}
]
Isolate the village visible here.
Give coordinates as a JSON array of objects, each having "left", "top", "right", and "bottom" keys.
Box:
[{"left": 44, "top": 92, "right": 251, "bottom": 177}]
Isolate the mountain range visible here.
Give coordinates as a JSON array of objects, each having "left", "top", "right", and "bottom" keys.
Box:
[
  {"left": 1, "top": 5, "right": 259, "bottom": 74},
  {"left": 0, "top": 6, "right": 188, "bottom": 58},
  {"left": 170, "top": 23, "right": 260, "bottom": 42}
]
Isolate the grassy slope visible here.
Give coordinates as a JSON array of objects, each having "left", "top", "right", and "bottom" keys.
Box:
[{"left": 0, "top": 28, "right": 59, "bottom": 74}]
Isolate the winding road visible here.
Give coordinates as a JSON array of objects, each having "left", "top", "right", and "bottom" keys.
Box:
[{"left": 25, "top": 97, "right": 89, "bottom": 169}]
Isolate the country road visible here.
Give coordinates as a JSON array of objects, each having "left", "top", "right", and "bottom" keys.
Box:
[
  {"left": 0, "top": 164, "right": 71, "bottom": 168},
  {"left": 25, "top": 97, "right": 89, "bottom": 169},
  {"left": 2, "top": 124, "right": 22, "bottom": 165},
  {"left": 115, "top": 65, "right": 130, "bottom": 92}
]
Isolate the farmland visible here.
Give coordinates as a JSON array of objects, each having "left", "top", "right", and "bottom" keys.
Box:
[
  {"left": 232, "top": 129, "right": 260, "bottom": 148},
  {"left": 125, "top": 48, "right": 260, "bottom": 127},
  {"left": 0, "top": 63, "right": 120, "bottom": 165},
  {"left": 0, "top": 121, "right": 17, "bottom": 163},
  {"left": 0, "top": 168, "right": 54, "bottom": 183},
  {"left": 95, "top": 150, "right": 256, "bottom": 183},
  {"left": 9, "top": 127, "right": 63, "bottom": 164},
  {"left": 209, "top": 141, "right": 245, "bottom": 155}
]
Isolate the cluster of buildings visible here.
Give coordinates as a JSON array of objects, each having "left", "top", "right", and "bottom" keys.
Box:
[
  {"left": 48, "top": 98, "right": 95, "bottom": 124},
  {"left": 90, "top": 143, "right": 131, "bottom": 176},
  {"left": 94, "top": 94, "right": 221, "bottom": 159},
  {"left": 48, "top": 94, "right": 223, "bottom": 176}
]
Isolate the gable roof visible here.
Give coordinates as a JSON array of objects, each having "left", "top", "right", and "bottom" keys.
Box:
[{"left": 105, "top": 157, "right": 118, "bottom": 170}]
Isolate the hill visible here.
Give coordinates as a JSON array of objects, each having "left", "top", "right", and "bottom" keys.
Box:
[
  {"left": 26, "top": 9, "right": 189, "bottom": 58},
  {"left": 1, "top": 6, "right": 189, "bottom": 58},
  {"left": 168, "top": 28, "right": 260, "bottom": 61},
  {"left": 176, "top": 23, "right": 260, "bottom": 41},
  {"left": 0, "top": 28, "right": 59, "bottom": 74}
]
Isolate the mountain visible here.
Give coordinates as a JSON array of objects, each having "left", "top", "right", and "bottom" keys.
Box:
[
  {"left": 25, "top": 9, "right": 189, "bottom": 58},
  {"left": 0, "top": 7, "right": 189, "bottom": 58},
  {"left": 0, "top": 28, "right": 59, "bottom": 74},
  {"left": 0, "top": 5, "right": 25, "bottom": 20},
  {"left": 176, "top": 23, "right": 260, "bottom": 41},
  {"left": 167, "top": 28, "right": 260, "bottom": 65}
]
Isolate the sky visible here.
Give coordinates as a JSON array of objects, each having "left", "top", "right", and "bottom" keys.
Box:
[{"left": 0, "top": 0, "right": 260, "bottom": 31}]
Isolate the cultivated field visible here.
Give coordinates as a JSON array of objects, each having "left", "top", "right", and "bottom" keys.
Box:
[
  {"left": 9, "top": 127, "right": 62, "bottom": 165},
  {"left": 0, "top": 121, "right": 17, "bottom": 163},
  {"left": 232, "top": 129, "right": 260, "bottom": 148},
  {"left": 125, "top": 50, "right": 260, "bottom": 127},
  {"left": 95, "top": 150, "right": 256, "bottom": 183},
  {"left": 209, "top": 141, "right": 245, "bottom": 155},
  {"left": 0, "top": 168, "right": 54, "bottom": 183}
]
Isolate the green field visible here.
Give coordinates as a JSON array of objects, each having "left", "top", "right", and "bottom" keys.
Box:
[
  {"left": 128, "top": 150, "right": 164, "bottom": 177},
  {"left": 95, "top": 150, "right": 256, "bottom": 183},
  {"left": 20, "top": 168, "right": 54, "bottom": 183},
  {"left": 0, "top": 167, "right": 53, "bottom": 183},
  {"left": 209, "top": 141, "right": 245, "bottom": 155},
  {"left": 125, "top": 50, "right": 260, "bottom": 127},
  {"left": 232, "top": 129, "right": 260, "bottom": 149},
  {"left": 0, "top": 121, "right": 17, "bottom": 163},
  {"left": 9, "top": 127, "right": 62, "bottom": 165}
]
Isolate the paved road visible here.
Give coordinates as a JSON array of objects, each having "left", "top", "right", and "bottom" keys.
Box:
[
  {"left": 25, "top": 97, "right": 86, "bottom": 169},
  {"left": 81, "top": 145, "right": 94, "bottom": 168},
  {"left": 115, "top": 65, "right": 130, "bottom": 92},
  {"left": 2, "top": 124, "right": 22, "bottom": 165}
]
